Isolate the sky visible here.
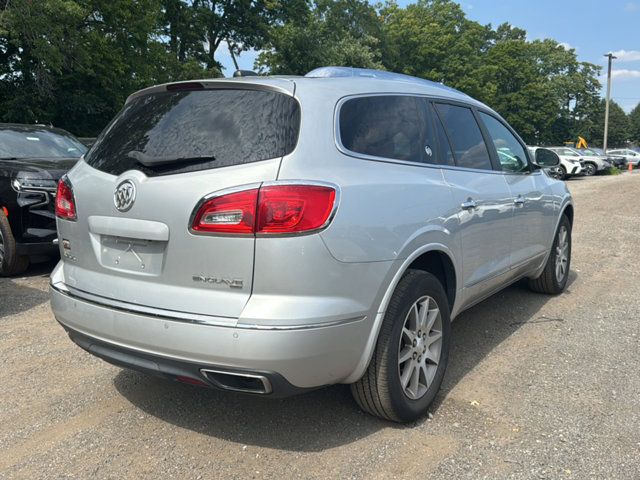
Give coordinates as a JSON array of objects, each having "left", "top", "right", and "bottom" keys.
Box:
[{"left": 217, "top": 0, "right": 640, "bottom": 113}]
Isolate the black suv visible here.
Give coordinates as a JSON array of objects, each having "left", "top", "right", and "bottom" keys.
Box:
[{"left": 0, "top": 124, "right": 87, "bottom": 276}]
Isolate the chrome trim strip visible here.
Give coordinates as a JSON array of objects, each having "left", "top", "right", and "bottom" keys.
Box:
[{"left": 50, "top": 281, "right": 365, "bottom": 330}]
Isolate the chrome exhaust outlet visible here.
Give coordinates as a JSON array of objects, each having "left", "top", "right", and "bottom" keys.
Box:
[{"left": 200, "top": 368, "right": 272, "bottom": 395}]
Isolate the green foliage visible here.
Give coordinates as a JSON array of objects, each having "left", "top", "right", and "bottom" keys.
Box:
[
  {"left": 255, "top": 0, "right": 383, "bottom": 74},
  {"left": 0, "top": 0, "right": 627, "bottom": 145},
  {"left": 629, "top": 104, "right": 640, "bottom": 144},
  {"left": 583, "top": 99, "right": 630, "bottom": 147}
]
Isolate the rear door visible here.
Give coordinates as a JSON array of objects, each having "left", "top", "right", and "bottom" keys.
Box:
[
  {"left": 57, "top": 83, "right": 300, "bottom": 320},
  {"left": 432, "top": 102, "right": 513, "bottom": 303}
]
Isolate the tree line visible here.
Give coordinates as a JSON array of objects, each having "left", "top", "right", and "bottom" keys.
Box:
[{"left": 1, "top": 0, "right": 639, "bottom": 146}]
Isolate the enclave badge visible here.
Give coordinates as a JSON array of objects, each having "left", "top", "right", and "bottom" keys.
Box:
[
  {"left": 114, "top": 180, "right": 136, "bottom": 212},
  {"left": 192, "top": 275, "right": 244, "bottom": 289}
]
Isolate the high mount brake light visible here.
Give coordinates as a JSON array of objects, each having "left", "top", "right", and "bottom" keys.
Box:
[
  {"left": 55, "top": 177, "right": 77, "bottom": 221},
  {"left": 191, "top": 184, "right": 336, "bottom": 235}
]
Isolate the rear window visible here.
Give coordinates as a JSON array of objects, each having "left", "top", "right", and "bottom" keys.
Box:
[
  {"left": 85, "top": 88, "right": 300, "bottom": 177},
  {"left": 339, "top": 95, "right": 428, "bottom": 163}
]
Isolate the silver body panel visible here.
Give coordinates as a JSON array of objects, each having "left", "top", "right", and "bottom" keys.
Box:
[{"left": 52, "top": 72, "right": 572, "bottom": 389}]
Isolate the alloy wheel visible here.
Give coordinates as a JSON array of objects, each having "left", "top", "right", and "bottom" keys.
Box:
[
  {"left": 397, "top": 295, "right": 443, "bottom": 400},
  {"left": 555, "top": 225, "right": 569, "bottom": 283}
]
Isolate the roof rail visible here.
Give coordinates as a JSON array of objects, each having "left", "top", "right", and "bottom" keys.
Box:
[{"left": 304, "top": 67, "right": 468, "bottom": 97}]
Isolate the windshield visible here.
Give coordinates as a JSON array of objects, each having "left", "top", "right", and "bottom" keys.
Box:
[
  {"left": 85, "top": 88, "right": 301, "bottom": 177},
  {"left": 580, "top": 149, "right": 597, "bottom": 156},
  {"left": 0, "top": 128, "right": 87, "bottom": 160}
]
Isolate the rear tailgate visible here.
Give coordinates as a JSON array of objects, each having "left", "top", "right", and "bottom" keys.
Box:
[{"left": 55, "top": 81, "right": 299, "bottom": 321}]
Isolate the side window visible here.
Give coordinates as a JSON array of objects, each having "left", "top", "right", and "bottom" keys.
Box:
[
  {"left": 479, "top": 112, "right": 529, "bottom": 173},
  {"left": 434, "top": 103, "right": 493, "bottom": 170},
  {"left": 339, "top": 95, "right": 433, "bottom": 163},
  {"left": 430, "top": 105, "right": 455, "bottom": 166}
]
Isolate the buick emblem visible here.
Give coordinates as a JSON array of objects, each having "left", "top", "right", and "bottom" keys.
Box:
[{"left": 114, "top": 180, "right": 136, "bottom": 212}]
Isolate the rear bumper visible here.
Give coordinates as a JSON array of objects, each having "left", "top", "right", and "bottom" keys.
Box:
[
  {"left": 61, "top": 325, "right": 310, "bottom": 397},
  {"left": 50, "top": 282, "right": 370, "bottom": 392}
]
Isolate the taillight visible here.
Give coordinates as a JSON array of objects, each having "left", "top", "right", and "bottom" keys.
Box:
[
  {"left": 190, "top": 183, "right": 337, "bottom": 235},
  {"left": 257, "top": 185, "right": 336, "bottom": 234},
  {"left": 191, "top": 188, "right": 258, "bottom": 234},
  {"left": 55, "top": 177, "right": 77, "bottom": 221}
]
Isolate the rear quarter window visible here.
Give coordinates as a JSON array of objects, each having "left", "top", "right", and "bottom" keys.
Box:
[
  {"left": 85, "top": 88, "right": 300, "bottom": 177},
  {"left": 339, "top": 95, "right": 430, "bottom": 163}
]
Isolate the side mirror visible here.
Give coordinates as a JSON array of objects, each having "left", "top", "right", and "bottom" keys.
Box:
[{"left": 533, "top": 148, "right": 560, "bottom": 167}]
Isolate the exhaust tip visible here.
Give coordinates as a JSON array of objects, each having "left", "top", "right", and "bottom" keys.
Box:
[{"left": 200, "top": 368, "right": 272, "bottom": 395}]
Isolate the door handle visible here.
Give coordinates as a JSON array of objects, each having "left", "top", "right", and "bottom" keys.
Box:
[
  {"left": 460, "top": 199, "right": 477, "bottom": 211},
  {"left": 514, "top": 196, "right": 525, "bottom": 206}
]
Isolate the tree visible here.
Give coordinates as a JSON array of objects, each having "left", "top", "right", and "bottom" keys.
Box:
[
  {"left": 583, "top": 100, "right": 630, "bottom": 147},
  {"left": 629, "top": 104, "right": 640, "bottom": 144},
  {"left": 193, "top": 0, "right": 306, "bottom": 72},
  {"left": 256, "top": 0, "right": 383, "bottom": 75}
]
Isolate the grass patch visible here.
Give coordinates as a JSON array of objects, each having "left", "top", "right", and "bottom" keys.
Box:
[{"left": 603, "top": 167, "right": 622, "bottom": 175}]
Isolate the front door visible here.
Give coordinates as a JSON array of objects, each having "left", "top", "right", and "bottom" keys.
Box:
[{"left": 432, "top": 102, "right": 514, "bottom": 306}]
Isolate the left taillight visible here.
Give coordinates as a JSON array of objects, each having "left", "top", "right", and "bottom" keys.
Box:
[{"left": 55, "top": 177, "right": 77, "bottom": 221}]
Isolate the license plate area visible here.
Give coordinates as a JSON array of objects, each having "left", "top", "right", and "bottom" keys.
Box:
[{"left": 99, "top": 235, "right": 166, "bottom": 275}]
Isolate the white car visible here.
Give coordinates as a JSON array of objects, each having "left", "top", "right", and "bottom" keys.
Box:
[
  {"left": 608, "top": 149, "right": 640, "bottom": 168},
  {"left": 546, "top": 147, "right": 584, "bottom": 179}
]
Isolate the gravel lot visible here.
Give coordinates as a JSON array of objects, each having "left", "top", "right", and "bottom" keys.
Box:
[{"left": 1, "top": 172, "right": 639, "bottom": 479}]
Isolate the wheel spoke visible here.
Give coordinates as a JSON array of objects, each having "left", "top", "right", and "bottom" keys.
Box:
[
  {"left": 402, "top": 327, "right": 415, "bottom": 343},
  {"left": 424, "top": 347, "right": 440, "bottom": 365},
  {"left": 409, "top": 304, "right": 419, "bottom": 331},
  {"left": 417, "top": 297, "right": 429, "bottom": 329},
  {"left": 425, "top": 308, "right": 439, "bottom": 332},
  {"left": 426, "top": 330, "right": 442, "bottom": 347},
  {"left": 408, "top": 361, "right": 420, "bottom": 395},
  {"left": 401, "top": 360, "right": 415, "bottom": 389},
  {"left": 398, "top": 346, "right": 413, "bottom": 364}
]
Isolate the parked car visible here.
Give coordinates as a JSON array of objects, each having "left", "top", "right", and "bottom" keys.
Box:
[
  {"left": 50, "top": 67, "right": 573, "bottom": 423},
  {"left": 572, "top": 148, "right": 612, "bottom": 175},
  {"left": 589, "top": 147, "right": 626, "bottom": 169},
  {"left": 607, "top": 148, "right": 640, "bottom": 168},
  {"left": 550, "top": 147, "right": 609, "bottom": 177},
  {"left": 0, "top": 123, "right": 87, "bottom": 276}
]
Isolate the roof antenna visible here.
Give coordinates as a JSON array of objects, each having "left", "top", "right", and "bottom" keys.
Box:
[{"left": 227, "top": 38, "right": 259, "bottom": 78}]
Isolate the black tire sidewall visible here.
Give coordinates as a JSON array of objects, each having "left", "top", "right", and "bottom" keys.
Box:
[
  {"left": 0, "top": 212, "right": 16, "bottom": 275},
  {"left": 549, "top": 216, "right": 572, "bottom": 291},
  {"left": 385, "top": 271, "right": 451, "bottom": 422}
]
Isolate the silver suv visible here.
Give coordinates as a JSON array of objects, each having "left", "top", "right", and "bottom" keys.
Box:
[{"left": 50, "top": 67, "right": 573, "bottom": 422}]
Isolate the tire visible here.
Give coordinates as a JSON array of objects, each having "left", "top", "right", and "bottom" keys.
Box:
[
  {"left": 558, "top": 165, "right": 567, "bottom": 180},
  {"left": 0, "top": 210, "right": 29, "bottom": 277},
  {"left": 583, "top": 162, "right": 596, "bottom": 176},
  {"left": 351, "top": 270, "right": 451, "bottom": 423},
  {"left": 529, "top": 215, "right": 571, "bottom": 295}
]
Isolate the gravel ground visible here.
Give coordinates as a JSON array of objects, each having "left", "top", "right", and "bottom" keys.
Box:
[{"left": 1, "top": 172, "right": 639, "bottom": 479}]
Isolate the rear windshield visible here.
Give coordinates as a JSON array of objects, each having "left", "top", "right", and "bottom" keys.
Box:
[{"left": 85, "top": 88, "right": 300, "bottom": 177}]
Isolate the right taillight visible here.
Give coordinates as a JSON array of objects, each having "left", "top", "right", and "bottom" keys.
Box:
[
  {"left": 190, "top": 183, "right": 337, "bottom": 236},
  {"left": 55, "top": 177, "right": 77, "bottom": 221}
]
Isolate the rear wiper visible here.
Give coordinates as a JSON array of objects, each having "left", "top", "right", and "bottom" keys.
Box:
[{"left": 127, "top": 150, "right": 216, "bottom": 167}]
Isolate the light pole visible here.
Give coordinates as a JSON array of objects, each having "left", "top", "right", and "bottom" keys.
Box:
[{"left": 603, "top": 53, "right": 617, "bottom": 152}]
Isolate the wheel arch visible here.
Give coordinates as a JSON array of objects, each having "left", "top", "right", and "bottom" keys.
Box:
[{"left": 343, "top": 244, "right": 458, "bottom": 384}]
